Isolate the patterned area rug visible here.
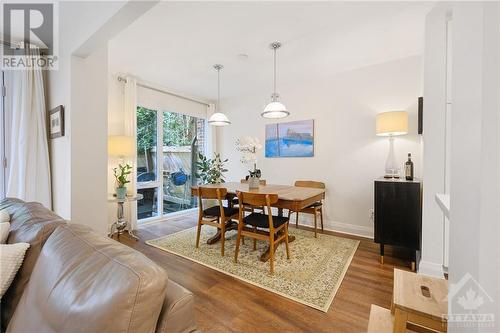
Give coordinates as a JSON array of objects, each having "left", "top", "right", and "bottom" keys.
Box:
[{"left": 146, "top": 227, "right": 359, "bottom": 312}]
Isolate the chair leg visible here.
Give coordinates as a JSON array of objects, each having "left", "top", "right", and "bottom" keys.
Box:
[
  {"left": 295, "top": 211, "right": 299, "bottom": 227},
  {"left": 220, "top": 222, "right": 225, "bottom": 256},
  {"left": 195, "top": 220, "right": 202, "bottom": 248},
  {"left": 251, "top": 226, "right": 256, "bottom": 250},
  {"left": 234, "top": 225, "right": 242, "bottom": 263},
  {"left": 285, "top": 224, "right": 290, "bottom": 259},
  {"left": 269, "top": 234, "right": 275, "bottom": 275},
  {"left": 320, "top": 207, "right": 324, "bottom": 232},
  {"left": 313, "top": 210, "right": 318, "bottom": 238}
]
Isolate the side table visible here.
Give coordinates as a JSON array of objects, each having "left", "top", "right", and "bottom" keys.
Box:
[{"left": 108, "top": 194, "right": 143, "bottom": 240}]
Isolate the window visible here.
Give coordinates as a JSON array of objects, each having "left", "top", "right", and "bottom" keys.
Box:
[{"left": 136, "top": 106, "right": 205, "bottom": 221}]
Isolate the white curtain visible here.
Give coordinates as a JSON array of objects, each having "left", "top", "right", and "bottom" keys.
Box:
[
  {"left": 5, "top": 45, "right": 51, "bottom": 208},
  {"left": 124, "top": 76, "right": 138, "bottom": 230}
]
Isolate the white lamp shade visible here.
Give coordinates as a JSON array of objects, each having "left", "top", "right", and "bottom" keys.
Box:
[
  {"left": 208, "top": 112, "right": 231, "bottom": 126},
  {"left": 261, "top": 101, "right": 289, "bottom": 119},
  {"left": 376, "top": 111, "right": 408, "bottom": 136},
  {"left": 108, "top": 136, "right": 134, "bottom": 157}
]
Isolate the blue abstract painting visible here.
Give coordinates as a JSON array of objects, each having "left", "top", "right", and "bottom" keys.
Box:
[{"left": 265, "top": 120, "right": 314, "bottom": 158}]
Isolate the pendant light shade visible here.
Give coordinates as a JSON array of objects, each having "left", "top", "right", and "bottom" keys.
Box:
[
  {"left": 262, "top": 42, "right": 289, "bottom": 119},
  {"left": 208, "top": 112, "right": 231, "bottom": 126},
  {"left": 209, "top": 64, "right": 230, "bottom": 126},
  {"left": 262, "top": 100, "right": 289, "bottom": 119}
]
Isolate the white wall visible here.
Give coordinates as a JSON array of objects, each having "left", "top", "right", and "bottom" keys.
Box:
[
  {"left": 424, "top": 2, "right": 500, "bottom": 330},
  {"left": 419, "top": 4, "right": 450, "bottom": 277},
  {"left": 46, "top": 1, "right": 128, "bottom": 219},
  {"left": 448, "top": 2, "right": 499, "bottom": 331},
  {"left": 218, "top": 56, "right": 422, "bottom": 238},
  {"left": 70, "top": 46, "right": 109, "bottom": 235},
  {"left": 46, "top": 1, "right": 157, "bottom": 229}
]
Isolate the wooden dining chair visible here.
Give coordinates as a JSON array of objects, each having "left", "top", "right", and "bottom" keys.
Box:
[
  {"left": 234, "top": 191, "right": 290, "bottom": 274},
  {"left": 194, "top": 187, "right": 239, "bottom": 256},
  {"left": 231, "top": 179, "right": 267, "bottom": 213},
  {"left": 293, "top": 180, "right": 326, "bottom": 238}
]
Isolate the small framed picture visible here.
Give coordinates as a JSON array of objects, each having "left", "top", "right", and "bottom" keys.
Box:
[{"left": 49, "top": 105, "right": 65, "bottom": 138}]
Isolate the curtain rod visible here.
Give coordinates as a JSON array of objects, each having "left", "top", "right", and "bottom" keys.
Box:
[{"left": 117, "top": 76, "right": 209, "bottom": 107}]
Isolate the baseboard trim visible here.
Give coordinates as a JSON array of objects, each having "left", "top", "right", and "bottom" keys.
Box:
[
  {"left": 418, "top": 260, "right": 445, "bottom": 278},
  {"left": 295, "top": 215, "right": 374, "bottom": 239}
]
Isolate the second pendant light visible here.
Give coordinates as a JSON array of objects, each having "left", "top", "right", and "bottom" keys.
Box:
[
  {"left": 208, "top": 64, "right": 231, "bottom": 126},
  {"left": 262, "top": 41, "right": 289, "bottom": 119}
]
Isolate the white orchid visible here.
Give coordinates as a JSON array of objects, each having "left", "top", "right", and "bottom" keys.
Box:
[{"left": 235, "top": 136, "right": 262, "bottom": 169}]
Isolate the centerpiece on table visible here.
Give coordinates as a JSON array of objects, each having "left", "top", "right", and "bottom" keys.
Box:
[
  {"left": 235, "top": 136, "right": 263, "bottom": 189},
  {"left": 113, "top": 163, "right": 133, "bottom": 199}
]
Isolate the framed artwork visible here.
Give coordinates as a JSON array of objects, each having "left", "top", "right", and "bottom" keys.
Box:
[
  {"left": 49, "top": 105, "right": 65, "bottom": 138},
  {"left": 265, "top": 119, "right": 314, "bottom": 158}
]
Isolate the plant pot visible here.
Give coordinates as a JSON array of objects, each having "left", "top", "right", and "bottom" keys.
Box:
[
  {"left": 116, "top": 187, "right": 127, "bottom": 200},
  {"left": 248, "top": 176, "right": 260, "bottom": 189}
]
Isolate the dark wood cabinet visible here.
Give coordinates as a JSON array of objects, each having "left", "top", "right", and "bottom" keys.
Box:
[{"left": 374, "top": 178, "right": 422, "bottom": 270}]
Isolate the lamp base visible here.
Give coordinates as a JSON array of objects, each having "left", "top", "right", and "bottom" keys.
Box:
[
  {"left": 384, "top": 136, "right": 400, "bottom": 178},
  {"left": 384, "top": 173, "right": 400, "bottom": 179}
]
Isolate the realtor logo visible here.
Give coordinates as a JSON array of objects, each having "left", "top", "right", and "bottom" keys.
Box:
[
  {"left": 446, "top": 273, "right": 495, "bottom": 328},
  {"left": 2, "top": 2, "right": 58, "bottom": 69}
]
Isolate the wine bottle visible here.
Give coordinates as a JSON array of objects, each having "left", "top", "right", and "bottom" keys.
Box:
[{"left": 405, "top": 153, "right": 414, "bottom": 181}]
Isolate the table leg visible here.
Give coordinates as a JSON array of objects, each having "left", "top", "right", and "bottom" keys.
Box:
[
  {"left": 128, "top": 229, "right": 139, "bottom": 240},
  {"left": 206, "top": 220, "right": 239, "bottom": 244},
  {"left": 108, "top": 222, "right": 117, "bottom": 238},
  {"left": 393, "top": 308, "right": 408, "bottom": 333},
  {"left": 259, "top": 208, "right": 296, "bottom": 262}
]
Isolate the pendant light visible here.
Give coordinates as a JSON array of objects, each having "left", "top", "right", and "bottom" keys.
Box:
[
  {"left": 208, "top": 64, "right": 231, "bottom": 126},
  {"left": 261, "top": 42, "right": 289, "bottom": 119}
]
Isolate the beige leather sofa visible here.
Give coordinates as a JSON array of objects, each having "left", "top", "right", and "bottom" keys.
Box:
[{"left": 0, "top": 198, "right": 199, "bottom": 333}]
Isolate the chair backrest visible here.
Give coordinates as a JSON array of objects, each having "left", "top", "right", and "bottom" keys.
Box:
[
  {"left": 197, "top": 187, "right": 228, "bottom": 199},
  {"left": 236, "top": 191, "right": 279, "bottom": 231},
  {"left": 240, "top": 178, "right": 267, "bottom": 185},
  {"left": 194, "top": 187, "right": 228, "bottom": 218},
  {"left": 294, "top": 180, "right": 326, "bottom": 189}
]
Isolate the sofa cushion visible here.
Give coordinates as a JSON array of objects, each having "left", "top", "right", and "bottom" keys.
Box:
[
  {"left": 0, "top": 243, "right": 30, "bottom": 298},
  {"left": 7, "top": 224, "right": 168, "bottom": 333},
  {"left": 156, "top": 280, "right": 197, "bottom": 333},
  {"left": 0, "top": 198, "right": 66, "bottom": 330}
]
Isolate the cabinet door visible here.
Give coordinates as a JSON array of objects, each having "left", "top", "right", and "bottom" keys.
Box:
[{"left": 375, "top": 182, "right": 421, "bottom": 250}]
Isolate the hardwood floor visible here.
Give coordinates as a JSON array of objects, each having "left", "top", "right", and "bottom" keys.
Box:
[{"left": 118, "top": 212, "right": 412, "bottom": 333}]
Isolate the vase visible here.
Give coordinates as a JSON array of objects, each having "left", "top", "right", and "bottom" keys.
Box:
[
  {"left": 248, "top": 176, "right": 260, "bottom": 189},
  {"left": 116, "top": 187, "right": 127, "bottom": 200}
]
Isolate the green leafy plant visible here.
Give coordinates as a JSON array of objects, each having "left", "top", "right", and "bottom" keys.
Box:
[
  {"left": 113, "top": 164, "right": 133, "bottom": 188},
  {"left": 195, "top": 153, "right": 228, "bottom": 184}
]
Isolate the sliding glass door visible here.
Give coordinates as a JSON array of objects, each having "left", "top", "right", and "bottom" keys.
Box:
[
  {"left": 136, "top": 106, "right": 205, "bottom": 222},
  {"left": 136, "top": 107, "right": 160, "bottom": 219}
]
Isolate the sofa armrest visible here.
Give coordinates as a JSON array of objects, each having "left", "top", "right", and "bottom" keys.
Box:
[{"left": 156, "top": 280, "right": 198, "bottom": 333}]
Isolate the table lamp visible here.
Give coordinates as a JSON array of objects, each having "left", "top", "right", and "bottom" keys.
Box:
[
  {"left": 376, "top": 111, "right": 408, "bottom": 178},
  {"left": 108, "top": 135, "right": 134, "bottom": 161}
]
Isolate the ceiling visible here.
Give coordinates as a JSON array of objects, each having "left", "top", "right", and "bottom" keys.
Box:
[{"left": 109, "top": 1, "right": 433, "bottom": 102}]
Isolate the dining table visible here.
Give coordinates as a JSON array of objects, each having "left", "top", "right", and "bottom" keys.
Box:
[{"left": 191, "top": 181, "right": 326, "bottom": 262}]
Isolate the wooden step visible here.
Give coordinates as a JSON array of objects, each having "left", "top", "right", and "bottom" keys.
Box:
[
  {"left": 392, "top": 269, "right": 448, "bottom": 332},
  {"left": 367, "top": 305, "right": 394, "bottom": 333},
  {"left": 367, "top": 305, "right": 436, "bottom": 333}
]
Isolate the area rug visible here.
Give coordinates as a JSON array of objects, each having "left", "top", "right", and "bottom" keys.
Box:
[{"left": 146, "top": 227, "right": 359, "bottom": 312}]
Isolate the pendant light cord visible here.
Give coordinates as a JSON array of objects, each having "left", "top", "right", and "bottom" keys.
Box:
[
  {"left": 217, "top": 67, "right": 220, "bottom": 111},
  {"left": 273, "top": 46, "right": 277, "bottom": 101}
]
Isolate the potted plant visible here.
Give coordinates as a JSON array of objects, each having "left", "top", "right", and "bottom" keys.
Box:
[
  {"left": 113, "top": 163, "right": 132, "bottom": 199},
  {"left": 195, "top": 153, "right": 228, "bottom": 184},
  {"left": 235, "top": 136, "right": 263, "bottom": 189}
]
